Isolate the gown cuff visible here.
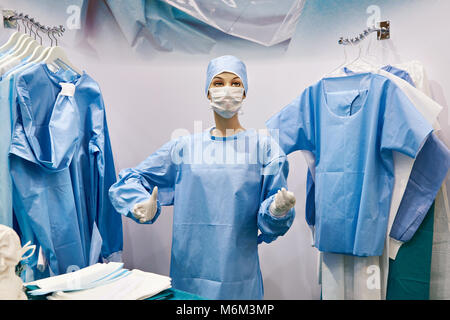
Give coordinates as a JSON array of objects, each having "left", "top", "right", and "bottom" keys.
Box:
[
  {"left": 308, "top": 225, "right": 315, "bottom": 247},
  {"left": 389, "top": 237, "right": 404, "bottom": 260}
]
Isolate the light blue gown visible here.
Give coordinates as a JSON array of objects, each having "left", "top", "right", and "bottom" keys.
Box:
[
  {"left": 391, "top": 134, "right": 449, "bottom": 241},
  {"left": 303, "top": 66, "right": 448, "bottom": 244},
  {"left": 266, "top": 72, "right": 432, "bottom": 256},
  {"left": 0, "top": 71, "right": 14, "bottom": 227},
  {"left": 0, "top": 55, "right": 33, "bottom": 227},
  {"left": 10, "top": 63, "right": 123, "bottom": 279},
  {"left": 109, "top": 128, "right": 295, "bottom": 299}
]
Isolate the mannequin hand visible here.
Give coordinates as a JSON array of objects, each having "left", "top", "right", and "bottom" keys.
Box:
[
  {"left": 269, "top": 188, "right": 296, "bottom": 217},
  {"left": 132, "top": 186, "right": 158, "bottom": 223}
]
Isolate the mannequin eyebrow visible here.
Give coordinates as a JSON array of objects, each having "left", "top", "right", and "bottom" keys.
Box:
[{"left": 212, "top": 76, "right": 241, "bottom": 81}]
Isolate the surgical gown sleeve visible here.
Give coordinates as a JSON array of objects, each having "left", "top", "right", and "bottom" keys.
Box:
[
  {"left": 108, "top": 139, "right": 178, "bottom": 224},
  {"left": 257, "top": 137, "right": 296, "bottom": 244},
  {"left": 91, "top": 105, "right": 124, "bottom": 259},
  {"left": 265, "top": 87, "right": 315, "bottom": 155},
  {"left": 265, "top": 87, "right": 314, "bottom": 234},
  {"left": 390, "top": 134, "right": 450, "bottom": 242},
  {"left": 380, "top": 84, "right": 433, "bottom": 159}
]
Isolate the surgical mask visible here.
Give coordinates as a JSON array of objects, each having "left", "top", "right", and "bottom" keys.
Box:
[{"left": 209, "top": 86, "right": 245, "bottom": 119}]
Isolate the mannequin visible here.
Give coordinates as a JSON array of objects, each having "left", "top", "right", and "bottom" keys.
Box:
[
  {"left": 0, "top": 225, "right": 35, "bottom": 300},
  {"left": 109, "top": 55, "right": 296, "bottom": 299}
]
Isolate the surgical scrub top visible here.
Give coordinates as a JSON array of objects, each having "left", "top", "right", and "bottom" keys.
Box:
[
  {"left": 266, "top": 73, "right": 432, "bottom": 256},
  {"left": 9, "top": 63, "right": 123, "bottom": 278},
  {"left": 109, "top": 128, "right": 295, "bottom": 300}
]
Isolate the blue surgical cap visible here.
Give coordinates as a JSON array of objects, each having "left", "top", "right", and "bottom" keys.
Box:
[{"left": 205, "top": 55, "right": 248, "bottom": 96}]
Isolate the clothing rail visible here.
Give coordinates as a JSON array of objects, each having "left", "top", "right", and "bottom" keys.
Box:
[
  {"left": 338, "top": 21, "right": 390, "bottom": 46},
  {"left": 2, "top": 9, "right": 65, "bottom": 46}
]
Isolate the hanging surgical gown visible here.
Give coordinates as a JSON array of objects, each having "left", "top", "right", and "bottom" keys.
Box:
[
  {"left": 266, "top": 72, "right": 432, "bottom": 257},
  {"left": 109, "top": 128, "right": 295, "bottom": 300},
  {"left": 9, "top": 63, "right": 123, "bottom": 278}
]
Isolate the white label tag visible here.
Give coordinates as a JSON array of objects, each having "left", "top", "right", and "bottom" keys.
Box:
[{"left": 59, "top": 83, "right": 75, "bottom": 97}]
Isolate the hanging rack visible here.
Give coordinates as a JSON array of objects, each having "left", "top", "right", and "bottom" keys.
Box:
[
  {"left": 338, "top": 21, "right": 390, "bottom": 46},
  {"left": 2, "top": 9, "right": 65, "bottom": 46}
]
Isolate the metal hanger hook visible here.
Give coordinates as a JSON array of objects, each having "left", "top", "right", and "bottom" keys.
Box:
[
  {"left": 46, "top": 27, "right": 53, "bottom": 46},
  {"left": 35, "top": 22, "right": 43, "bottom": 45},
  {"left": 23, "top": 14, "right": 30, "bottom": 34}
]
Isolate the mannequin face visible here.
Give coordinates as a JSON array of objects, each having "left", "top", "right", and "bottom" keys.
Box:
[{"left": 207, "top": 72, "right": 246, "bottom": 100}]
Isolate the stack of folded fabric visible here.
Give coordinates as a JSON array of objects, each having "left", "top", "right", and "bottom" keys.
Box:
[{"left": 24, "top": 263, "right": 172, "bottom": 300}]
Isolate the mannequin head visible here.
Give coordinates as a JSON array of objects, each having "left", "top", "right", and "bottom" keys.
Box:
[{"left": 205, "top": 56, "right": 248, "bottom": 128}]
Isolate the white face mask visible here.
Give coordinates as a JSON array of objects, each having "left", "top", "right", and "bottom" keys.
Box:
[{"left": 209, "top": 86, "right": 245, "bottom": 119}]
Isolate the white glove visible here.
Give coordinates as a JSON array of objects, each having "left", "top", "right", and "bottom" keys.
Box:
[
  {"left": 269, "top": 188, "right": 296, "bottom": 217},
  {"left": 132, "top": 186, "right": 158, "bottom": 223}
]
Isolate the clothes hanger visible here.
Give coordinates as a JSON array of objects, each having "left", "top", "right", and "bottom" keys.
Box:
[
  {"left": 7, "top": 17, "right": 36, "bottom": 58},
  {"left": 24, "top": 22, "right": 45, "bottom": 63},
  {"left": 0, "top": 34, "right": 29, "bottom": 64},
  {"left": 0, "top": 17, "right": 32, "bottom": 65},
  {"left": 355, "top": 34, "right": 381, "bottom": 72},
  {"left": 42, "top": 27, "right": 82, "bottom": 75},
  {"left": 344, "top": 40, "right": 376, "bottom": 73},
  {"left": 327, "top": 22, "right": 392, "bottom": 77},
  {"left": 34, "top": 27, "right": 57, "bottom": 63},
  {"left": 344, "top": 41, "right": 363, "bottom": 67},
  {"left": 0, "top": 12, "right": 24, "bottom": 54},
  {"left": 15, "top": 18, "right": 40, "bottom": 61},
  {"left": 9, "top": 22, "right": 56, "bottom": 77},
  {"left": 3, "top": 12, "right": 82, "bottom": 77},
  {"left": 0, "top": 32, "right": 21, "bottom": 54},
  {"left": 325, "top": 40, "right": 349, "bottom": 77}
]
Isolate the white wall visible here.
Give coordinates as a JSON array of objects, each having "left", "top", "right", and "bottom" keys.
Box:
[{"left": 1, "top": 0, "right": 448, "bottom": 299}]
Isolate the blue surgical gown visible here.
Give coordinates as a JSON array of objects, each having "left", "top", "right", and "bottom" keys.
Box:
[
  {"left": 0, "top": 73, "right": 14, "bottom": 227},
  {"left": 9, "top": 63, "right": 123, "bottom": 278},
  {"left": 308, "top": 67, "right": 449, "bottom": 244},
  {"left": 0, "top": 58, "right": 38, "bottom": 228},
  {"left": 266, "top": 72, "right": 432, "bottom": 256},
  {"left": 390, "top": 134, "right": 450, "bottom": 241},
  {"left": 109, "top": 128, "right": 295, "bottom": 300}
]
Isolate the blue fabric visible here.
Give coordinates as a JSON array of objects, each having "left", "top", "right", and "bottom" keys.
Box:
[
  {"left": 104, "top": 0, "right": 303, "bottom": 53},
  {"left": 266, "top": 73, "right": 432, "bottom": 256},
  {"left": 205, "top": 55, "right": 248, "bottom": 96},
  {"left": 0, "top": 57, "right": 41, "bottom": 228},
  {"left": 0, "top": 75, "right": 14, "bottom": 227},
  {"left": 305, "top": 169, "right": 315, "bottom": 226},
  {"left": 390, "top": 134, "right": 450, "bottom": 241},
  {"left": 9, "top": 63, "right": 123, "bottom": 279},
  {"left": 109, "top": 128, "right": 295, "bottom": 299},
  {"left": 105, "top": 0, "right": 216, "bottom": 54},
  {"left": 381, "top": 65, "right": 415, "bottom": 87},
  {"left": 304, "top": 66, "right": 447, "bottom": 245}
]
